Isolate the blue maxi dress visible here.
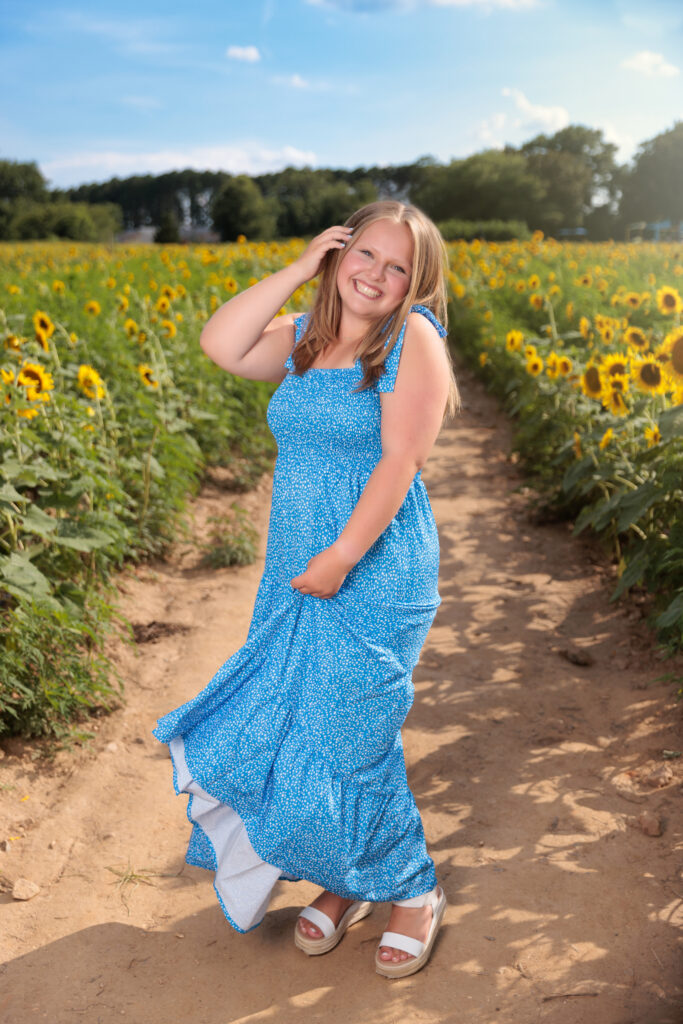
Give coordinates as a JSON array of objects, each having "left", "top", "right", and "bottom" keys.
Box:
[{"left": 152, "top": 303, "right": 446, "bottom": 933}]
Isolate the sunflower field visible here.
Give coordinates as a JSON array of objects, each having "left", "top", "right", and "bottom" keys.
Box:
[
  {"left": 447, "top": 232, "right": 683, "bottom": 668},
  {"left": 0, "top": 239, "right": 314, "bottom": 737},
  {"left": 1, "top": 234, "right": 682, "bottom": 739}
]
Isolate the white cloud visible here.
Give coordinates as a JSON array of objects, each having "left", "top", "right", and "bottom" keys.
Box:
[
  {"left": 41, "top": 143, "right": 317, "bottom": 188},
  {"left": 501, "top": 87, "right": 569, "bottom": 132},
  {"left": 226, "top": 45, "right": 261, "bottom": 62},
  {"left": 620, "top": 51, "right": 679, "bottom": 77},
  {"left": 475, "top": 111, "right": 508, "bottom": 147},
  {"left": 270, "top": 73, "right": 333, "bottom": 91}
]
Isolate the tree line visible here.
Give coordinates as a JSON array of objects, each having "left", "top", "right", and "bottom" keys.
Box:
[{"left": 1, "top": 121, "right": 681, "bottom": 243}]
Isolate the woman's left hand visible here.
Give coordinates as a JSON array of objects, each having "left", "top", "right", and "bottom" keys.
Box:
[{"left": 290, "top": 546, "right": 354, "bottom": 599}]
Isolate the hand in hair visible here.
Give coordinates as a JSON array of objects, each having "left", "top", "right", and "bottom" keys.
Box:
[{"left": 294, "top": 225, "right": 355, "bottom": 282}]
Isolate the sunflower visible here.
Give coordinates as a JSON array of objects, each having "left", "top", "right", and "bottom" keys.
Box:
[
  {"left": 663, "top": 327, "right": 683, "bottom": 381},
  {"left": 156, "top": 295, "right": 170, "bottom": 314},
  {"left": 514, "top": 279, "right": 526, "bottom": 293},
  {"left": 601, "top": 354, "right": 631, "bottom": 378},
  {"left": 17, "top": 361, "right": 54, "bottom": 401},
  {"left": 33, "top": 310, "right": 55, "bottom": 340},
  {"left": 656, "top": 286, "right": 682, "bottom": 315},
  {"left": 528, "top": 274, "right": 541, "bottom": 290},
  {"left": 600, "top": 325, "right": 615, "bottom": 344},
  {"left": 632, "top": 357, "right": 667, "bottom": 395},
  {"left": 579, "top": 316, "right": 591, "bottom": 340},
  {"left": 572, "top": 430, "right": 582, "bottom": 458},
  {"left": 84, "top": 300, "right": 101, "bottom": 316},
  {"left": 479, "top": 351, "right": 488, "bottom": 367},
  {"left": 529, "top": 293, "right": 544, "bottom": 311},
  {"left": 224, "top": 276, "right": 238, "bottom": 294},
  {"left": 161, "top": 284, "right": 176, "bottom": 300},
  {"left": 624, "top": 326, "right": 648, "bottom": 352},
  {"left": 524, "top": 343, "right": 538, "bottom": 359},
  {"left": 624, "top": 292, "right": 641, "bottom": 309},
  {"left": 577, "top": 273, "right": 592, "bottom": 287},
  {"left": 4, "top": 333, "right": 23, "bottom": 352},
  {"left": 124, "top": 318, "right": 139, "bottom": 338},
  {"left": 77, "top": 364, "right": 105, "bottom": 400},
  {"left": 644, "top": 424, "right": 661, "bottom": 448},
  {"left": 566, "top": 301, "right": 574, "bottom": 321},
  {"left": 526, "top": 356, "right": 544, "bottom": 376},
  {"left": 138, "top": 363, "right": 159, "bottom": 389},
  {"left": 601, "top": 374, "right": 630, "bottom": 416},
  {"left": 557, "top": 355, "right": 573, "bottom": 376},
  {"left": 599, "top": 427, "right": 613, "bottom": 450},
  {"left": 159, "top": 319, "right": 176, "bottom": 339},
  {"left": 52, "top": 280, "right": 66, "bottom": 296},
  {"left": 1, "top": 368, "right": 15, "bottom": 384},
  {"left": 105, "top": 276, "right": 116, "bottom": 289},
  {"left": 580, "top": 362, "right": 603, "bottom": 399},
  {"left": 505, "top": 329, "right": 524, "bottom": 352},
  {"left": 116, "top": 293, "right": 129, "bottom": 313}
]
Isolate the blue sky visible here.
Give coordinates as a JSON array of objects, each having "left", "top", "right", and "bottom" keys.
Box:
[{"left": 2, "top": 0, "right": 682, "bottom": 188}]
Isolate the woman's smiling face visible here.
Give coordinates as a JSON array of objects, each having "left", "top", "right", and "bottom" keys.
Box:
[{"left": 336, "top": 218, "right": 414, "bottom": 325}]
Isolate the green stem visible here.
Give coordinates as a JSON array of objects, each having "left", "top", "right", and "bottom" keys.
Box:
[{"left": 139, "top": 423, "right": 161, "bottom": 529}]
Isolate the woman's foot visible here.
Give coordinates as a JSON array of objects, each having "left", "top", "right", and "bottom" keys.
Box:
[
  {"left": 377, "top": 900, "right": 434, "bottom": 964},
  {"left": 296, "top": 890, "right": 354, "bottom": 941}
]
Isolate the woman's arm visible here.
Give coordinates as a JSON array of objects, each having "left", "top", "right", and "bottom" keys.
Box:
[
  {"left": 199, "top": 225, "right": 354, "bottom": 382},
  {"left": 290, "top": 313, "right": 451, "bottom": 598}
]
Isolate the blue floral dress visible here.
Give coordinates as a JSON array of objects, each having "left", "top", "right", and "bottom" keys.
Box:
[{"left": 153, "top": 304, "right": 447, "bottom": 933}]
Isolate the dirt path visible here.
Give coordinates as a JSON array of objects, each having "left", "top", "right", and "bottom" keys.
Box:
[{"left": 1, "top": 359, "right": 682, "bottom": 1024}]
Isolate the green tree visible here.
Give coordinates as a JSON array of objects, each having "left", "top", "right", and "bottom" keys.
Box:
[
  {"left": 411, "top": 149, "right": 544, "bottom": 227},
  {"left": 210, "top": 175, "right": 277, "bottom": 241},
  {"left": 0, "top": 159, "right": 49, "bottom": 238},
  {"left": 618, "top": 120, "right": 683, "bottom": 225},
  {"left": 519, "top": 125, "right": 622, "bottom": 215},
  {"left": 154, "top": 209, "right": 181, "bottom": 243}
]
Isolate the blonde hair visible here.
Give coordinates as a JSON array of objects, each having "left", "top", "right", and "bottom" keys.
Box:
[{"left": 290, "top": 200, "right": 461, "bottom": 420}]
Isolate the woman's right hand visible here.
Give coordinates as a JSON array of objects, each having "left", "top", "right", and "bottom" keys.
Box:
[{"left": 294, "top": 225, "right": 355, "bottom": 282}]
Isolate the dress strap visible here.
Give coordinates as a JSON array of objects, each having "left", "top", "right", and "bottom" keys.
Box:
[
  {"left": 376, "top": 304, "right": 448, "bottom": 393},
  {"left": 285, "top": 313, "right": 310, "bottom": 372}
]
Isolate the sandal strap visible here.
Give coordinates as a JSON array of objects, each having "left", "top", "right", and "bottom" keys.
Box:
[
  {"left": 393, "top": 885, "right": 439, "bottom": 909},
  {"left": 298, "top": 905, "right": 335, "bottom": 939},
  {"left": 379, "top": 930, "right": 425, "bottom": 958}
]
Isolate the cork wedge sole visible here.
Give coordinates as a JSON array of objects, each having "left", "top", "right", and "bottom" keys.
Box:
[{"left": 294, "top": 900, "right": 373, "bottom": 956}]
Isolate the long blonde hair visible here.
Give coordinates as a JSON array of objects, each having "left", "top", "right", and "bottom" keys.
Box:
[{"left": 290, "top": 200, "right": 461, "bottom": 420}]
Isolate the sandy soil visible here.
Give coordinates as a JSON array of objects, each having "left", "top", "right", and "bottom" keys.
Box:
[{"left": 1, "top": 358, "right": 682, "bottom": 1024}]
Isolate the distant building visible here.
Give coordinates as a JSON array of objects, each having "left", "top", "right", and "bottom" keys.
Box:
[
  {"left": 557, "top": 227, "right": 588, "bottom": 239},
  {"left": 626, "top": 220, "right": 683, "bottom": 242}
]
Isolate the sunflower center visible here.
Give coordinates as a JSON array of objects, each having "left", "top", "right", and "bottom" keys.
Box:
[
  {"left": 672, "top": 338, "right": 683, "bottom": 375},
  {"left": 585, "top": 366, "right": 601, "bottom": 393}
]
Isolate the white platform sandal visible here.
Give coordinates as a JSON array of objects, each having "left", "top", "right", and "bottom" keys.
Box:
[
  {"left": 294, "top": 899, "right": 373, "bottom": 955},
  {"left": 375, "top": 885, "right": 447, "bottom": 978}
]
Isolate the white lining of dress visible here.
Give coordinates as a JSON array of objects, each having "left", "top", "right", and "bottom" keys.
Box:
[{"left": 169, "top": 735, "right": 282, "bottom": 932}]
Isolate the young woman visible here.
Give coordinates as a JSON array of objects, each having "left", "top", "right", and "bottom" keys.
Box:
[{"left": 153, "top": 200, "right": 461, "bottom": 978}]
